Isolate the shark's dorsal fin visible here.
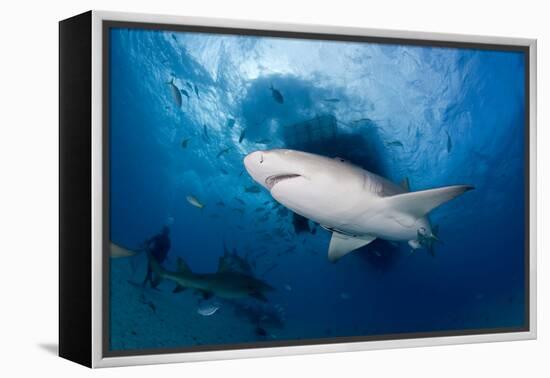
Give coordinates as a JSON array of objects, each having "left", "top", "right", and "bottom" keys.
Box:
[
  {"left": 385, "top": 185, "right": 474, "bottom": 218},
  {"left": 328, "top": 233, "right": 376, "bottom": 262},
  {"left": 400, "top": 177, "right": 410, "bottom": 192},
  {"left": 217, "top": 256, "right": 230, "bottom": 273},
  {"left": 177, "top": 258, "right": 191, "bottom": 273}
]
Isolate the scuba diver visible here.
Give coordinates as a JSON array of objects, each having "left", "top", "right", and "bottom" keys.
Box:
[{"left": 141, "top": 226, "right": 171, "bottom": 288}]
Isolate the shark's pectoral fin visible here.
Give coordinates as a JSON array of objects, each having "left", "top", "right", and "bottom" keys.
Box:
[
  {"left": 385, "top": 185, "right": 474, "bottom": 218},
  {"left": 328, "top": 233, "right": 376, "bottom": 262},
  {"left": 173, "top": 284, "right": 187, "bottom": 293}
]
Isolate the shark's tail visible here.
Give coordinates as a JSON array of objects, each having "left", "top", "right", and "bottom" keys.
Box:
[{"left": 110, "top": 242, "right": 138, "bottom": 258}]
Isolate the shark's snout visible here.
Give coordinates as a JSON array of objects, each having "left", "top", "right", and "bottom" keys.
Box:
[
  {"left": 244, "top": 150, "right": 303, "bottom": 191},
  {"left": 244, "top": 150, "right": 264, "bottom": 172},
  {"left": 245, "top": 150, "right": 277, "bottom": 191}
]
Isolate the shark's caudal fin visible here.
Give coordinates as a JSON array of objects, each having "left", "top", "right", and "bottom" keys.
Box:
[
  {"left": 110, "top": 242, "right": 147, "bottom": 258},
  {"left": 110, "top": 242, "right": 138, "bottom": 258},
  {"left": 328, "top": 233, "right": 376, "bottom": 262},
  {"left": 385, "top": 185, "right": 474, "bottom": 218}
]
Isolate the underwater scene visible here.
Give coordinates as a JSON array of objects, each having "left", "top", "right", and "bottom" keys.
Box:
[{"left": 108, "top": 26, "right": 527, "bottom": 353}]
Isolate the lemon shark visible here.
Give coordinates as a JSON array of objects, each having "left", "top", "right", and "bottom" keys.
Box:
[
  {"left": 244, "top": 149, "right": 473, "bottom": 262},
  {"left": 147, "top": 252, "right": 274, "bottom": 302}
]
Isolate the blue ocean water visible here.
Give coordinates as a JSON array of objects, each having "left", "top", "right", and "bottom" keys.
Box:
[{"left": 108, "top": 27, "right": 526, "bottom": 352}]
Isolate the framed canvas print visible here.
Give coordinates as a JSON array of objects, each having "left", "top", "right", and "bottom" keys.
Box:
[{"left": 59, "top": 10, "right": 537, "bottom": 368}]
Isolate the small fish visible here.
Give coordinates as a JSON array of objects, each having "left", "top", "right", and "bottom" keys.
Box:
[
  {"left": 245, "top": 185, "right": 261, "bottom": 193},
  {"left": 216, "top": 200, "right": 225, "bottom": 207},
  {"left": 372, "top": 250, "right": 382, "bottom": 257},
  {"left": 197, "top": 302, "right": 220, "bottom": 316},
  {"left": 186, "top": 195, "right": 204, "bottom": 209},
  {"left": 181, "top": 138, "right": 190, "bottom": 149},
  {"left": 232, "top": 208, "right": 245, "bottom": 215},
  {"left": 446, "top": 131, "right": 452, "bottom": 153},
  {"left": 171, "top": 34, "right": 177, "bottom": 42},
  {"left": 194, "top": 84, "right": 200, "bottom": 98},
  {"left": 255, "top": 138, "right": 271, "bottom": 144},
  {"left": 323, "top": 98, "right": 340, "bottom": 103},
  {"left": 284, "top": 284, "right": 292, "bottom": 291},
  {"left": 270, "top": 84, "right": 284, "bottom": 104},
  {"left": 234, "top": 197, "right": 245, "bottom": 205},
  {"left": 239, "top": 129, "right": 247, "bottom": 143},
  {"left": 180, "top": 88, "right": 190, "bottom": 100},
  {"left": 263, "top": 200, "right": 271, "bottom": 205},
  {"left": 238, "top": 170, "right": 245, "bottom": 177},
  {"left": 220, "top": 168, "right": 229, "bottom": 175},
  {"left": 226, "top": 118, "right": 236, "bottom": 129},
  {"left": 202, "top": 124, "right": 210, "bottom": 141},
  {"left": 217, "top": 147, "right": 231, "bottom": 158},
  {"left": 167, "top": 78, "right": 182, "bottom": 108},
  {"left": 186, "top": 81, "right": 193, "bottom": 90},
  {"left": 387, "top": 140, "right": 404, "bottom": 148}
]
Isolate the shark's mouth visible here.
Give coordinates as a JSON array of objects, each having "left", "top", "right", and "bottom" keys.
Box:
[{"left": 265, "top": 174, "right": 301, "bottom": 190}]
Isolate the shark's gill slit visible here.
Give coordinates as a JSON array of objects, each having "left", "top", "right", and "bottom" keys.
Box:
[{"left": 265, "top": 174, "right": 301, "bottom": 189}]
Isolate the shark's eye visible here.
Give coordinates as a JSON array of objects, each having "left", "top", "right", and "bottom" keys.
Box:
[{"left": 259, "top": 154, "right": 264, "bottom": 164}]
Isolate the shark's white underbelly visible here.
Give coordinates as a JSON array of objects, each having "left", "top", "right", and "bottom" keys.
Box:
[{"left": 281, "top": 198, "right": 421, "bottom": 242}]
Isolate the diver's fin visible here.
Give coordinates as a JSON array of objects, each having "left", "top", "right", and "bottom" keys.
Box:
[
  {"left": 328, "top": 233, "right": 376, "bottom": 262},
  {"left": 173, "top": 284, "right": 186, "bottom": 293},
  {"left": 385, "top": 185, "right": 474, "bottom": 218},
  {"left": 400, "top": 177, "right": 410, "bottom": 192},
  {"left": 250, "top": 292, "right": 268, "bottom": 302},
  {"left": 176, "top": 257, "right": 192, "bottom": 273}
]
